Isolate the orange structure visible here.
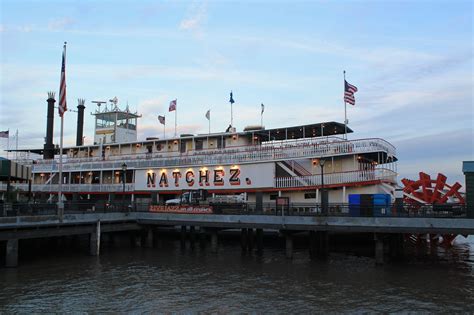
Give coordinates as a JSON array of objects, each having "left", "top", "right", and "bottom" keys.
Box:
[{"left": 402, "top": 172, "right": 465, "bottom": 246}]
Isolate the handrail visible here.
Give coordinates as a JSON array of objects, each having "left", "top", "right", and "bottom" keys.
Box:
[
  {"left": 10, "top": 183, "right": 135, "bottom": 193},
  {"left": 0, "top": 201, "right": 467, "bottom": 219},
  {"left": 30, "top": 138, "right": 397, "bottom": 171},
  {"left": 275, "top": 168, "right": 397, "bottom": 188},
  {"left": 7, "top": 169, "right": 397, "bottom": 193}
]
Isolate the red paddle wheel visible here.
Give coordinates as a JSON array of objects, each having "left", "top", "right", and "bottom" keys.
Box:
[{"left": 401, "top": 172, "right": 465, "bottom": 246}]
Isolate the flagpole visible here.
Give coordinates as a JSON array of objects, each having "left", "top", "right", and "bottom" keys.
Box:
[
  {"left": 344, "top": 70, "right": 348, "bottom": 140},
  {"left": 58, "top": 115, "right": 64, "bottom": 221},
  {"left": 15, "top": 129, "right": 18, "bottom": 160},
  {"left": 57, "top": 41, "right": 67, "bottom": 222},
  {"left": 208, "top": 115, "right": 211, "bottom": 134},
  {"left": 175, "top": 103, "right": 177, "bottom": 137},
  {"left": 229, "top": 91, "right": 235, "bottom": 129},
  {"left": 261, "top": 104, "right": 264, "bottom": 127},
  {"left": 164, "top": 116, "right": 166, "bottom": 139},
  {"left": 6, "top": 129, "right": 9, "bottom": 160}
]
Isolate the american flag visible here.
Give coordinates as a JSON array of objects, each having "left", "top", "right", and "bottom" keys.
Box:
[
  {"left": 0, "top": 130, "right": 9, "bottom": 138},
  {"left": 158, "top": 115, "right": 165, "bottom": 125},
  {"left": 205, "top": 110, "right": 210, "bottom": 120},
  {"left": 344, "top": 80, "right": 358, "bottom": 105},
  {"left": 58, "top": 43, "right": 67, "bottom": 117},
  {"left": 169, "top": 99, "right": 177, "bottom": 112}
]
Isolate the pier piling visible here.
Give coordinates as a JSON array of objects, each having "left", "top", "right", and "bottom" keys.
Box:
[
  {"left": 375, "top": 234, "right": 384, "bottom": 265},
  {"left": 5, "top": 239, "right": 19, "bottom": 267},
  {"left": 256, "top": 228, "right": 263, "bottom": 255},
  {"left": 190, "top": 226, "right": 196, "bottom": 250},
  {"left": 89, "top": 221, "right": 101, "bottom": 256},
  {"left": 248, "top": 229, "right": 255, "bottom": 251},
  {"left": 211, "top": 230, "right": 218, "bottom": 253},
  {"left": 285, "top": 233, "right": 293, "bottom": 259},
  {"left": 199, "top": 228, "right": 207, "bottom": 248},
  {"left": 240, "top": 228, "right": 248, "bottom": 252},
  {"left": 180, "top": 226, "right": 186, "bottom": 249},
  {"left": 145, "top": 228, "right": 154, "bottom": 248}
]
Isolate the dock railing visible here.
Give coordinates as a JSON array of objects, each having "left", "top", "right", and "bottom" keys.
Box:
[{"left": 0, "top": 201, "right": 467, "bottom": 219}]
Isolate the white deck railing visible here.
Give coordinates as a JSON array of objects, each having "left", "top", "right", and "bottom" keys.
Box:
[
  {"left": 10, "top": 183, "right": 135, "bottom": 193},
  {"left": 29, "top": 138, "right": 395, "bottom": 172},
  {"left": 6, "top": 169, "right": 396, "bottom": 193},
  {"left": 275, "top": 168, "right": 397, "bottom": 188}
]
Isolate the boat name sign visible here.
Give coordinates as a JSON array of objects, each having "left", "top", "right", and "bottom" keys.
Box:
[{"left": 135, "top": 163, "right": 274, "bottom": 191}]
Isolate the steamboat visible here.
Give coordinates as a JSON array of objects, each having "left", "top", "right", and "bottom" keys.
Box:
[{"left": 8, "top": 94, "right": 398, "bottom": 208}]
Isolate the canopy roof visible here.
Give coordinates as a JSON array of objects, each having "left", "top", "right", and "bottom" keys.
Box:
[
  {"left": 250, "top": 122, "right": 352, "bottom": 141},
  {"left": 10, "top": 121, "right": 352, "bottom": 154}
]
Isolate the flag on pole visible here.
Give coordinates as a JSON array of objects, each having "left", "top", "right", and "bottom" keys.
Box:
[
  {"left": 205, "top": 110, "right": 210, "bottom": 120},
  {"left": 229, "top": 91, "right": 235, "bottom": 104},
  {"left": 261, "top": 103, "right": 265, "bottom": 114},
  {"left": 158, "top": 115, "right": 165, "bottom": 125},
  {"left": 58, "top": 42, "right": 67, "bottom": 117},
  {"left": 0, "top": 130, "right": 9, "bottom": 138},
  {"left": 169, "top": 99, "right": 177, "bottom": 112},
  {"left": 344, "top": 80, "right": 358, "bottom": 105}
]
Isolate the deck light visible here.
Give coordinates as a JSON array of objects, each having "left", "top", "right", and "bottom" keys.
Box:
[
  {"left": 121, "top": 163, "right": 128, "bottom": 209},
  {"left": 319, "top": 159, "right": 327, "bottom": 215}
]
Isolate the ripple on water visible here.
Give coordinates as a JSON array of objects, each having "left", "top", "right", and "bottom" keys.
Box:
[{"left": 0, "top": 238, "right": 473, "bottom": 313}]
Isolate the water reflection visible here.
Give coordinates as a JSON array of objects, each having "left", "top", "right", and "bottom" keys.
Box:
[{"left": 0, "top": 235, "right": 473, "bottom": 313}]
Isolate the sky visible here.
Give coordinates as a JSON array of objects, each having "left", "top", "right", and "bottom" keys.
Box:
[{"left": 0, "top": 0, "right": 472, "bottom": 187}]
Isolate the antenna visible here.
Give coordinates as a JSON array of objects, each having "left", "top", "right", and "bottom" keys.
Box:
[
  {"left": 109, "top": 96, "right": 118, "bottom": 110},
  {"left": 92, "top": 101, "right": 106, "bottom": 113}
]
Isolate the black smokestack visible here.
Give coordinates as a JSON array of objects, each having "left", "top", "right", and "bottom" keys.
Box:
[
  {"left": 76, "top": 98, "right": 86, "bottom": 146},
  {"left": 43, "top": 92, "right": 55, "bottom": 159}
]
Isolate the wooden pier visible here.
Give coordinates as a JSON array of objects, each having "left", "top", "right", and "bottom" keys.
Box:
[{"left": 1, "top": 209, "right": 473, "bottom": 267}]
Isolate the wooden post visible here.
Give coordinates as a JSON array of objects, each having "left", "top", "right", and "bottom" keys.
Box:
[
  {"left": 285, "top": 233, "right": 293, "bottom": 259},
  {"left": 5, "top": 239, "right": 19, "bottom": 267},
  {"left": 89, "top": 220, "right": 101, "bottom": 256}
]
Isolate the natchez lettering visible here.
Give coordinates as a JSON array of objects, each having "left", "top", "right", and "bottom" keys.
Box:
[{"left": 147, "top": 167, "right": 244, "bottom": 188}]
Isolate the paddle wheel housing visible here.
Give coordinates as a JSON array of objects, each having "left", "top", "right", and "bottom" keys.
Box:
[{"left": 401, "top": 172, "right": 465, "bottom": 246}]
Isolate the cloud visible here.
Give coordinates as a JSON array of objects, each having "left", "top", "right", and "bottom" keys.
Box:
[
  {"left": 0, "top": 24, "right": 4, "bottom": 32},
  {"left": 16, "top": 25, "right": 33, "bottom": 33},
  {"left": 179, "top": 1, "right": 208, "bottom": 37},
  {"left": 394, "top": 129, "right": 473, "bottom": 187},
  {"left": 48, "top": 17, "right": 75, "bottom": 31}
]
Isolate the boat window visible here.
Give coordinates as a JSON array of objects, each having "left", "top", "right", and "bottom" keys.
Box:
[
  {"left": 216, "top": 137, "right": 225, "bottom": 149},
  {"left": 195, "top": 139, "right": 203, "bottom": 151},
  {"left": 180, "top": 140, "right": 186, "bottom": 153},
  {"left": 304, "top": 192, "right": 316, "bottom": 199}
]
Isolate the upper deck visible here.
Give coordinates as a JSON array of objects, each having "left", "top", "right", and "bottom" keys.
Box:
[{"left": 29, "top": 136, "right": 396, "bottom": 173}]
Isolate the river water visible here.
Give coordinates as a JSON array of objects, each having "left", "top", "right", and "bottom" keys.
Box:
[{"left": 1, "top": 234, "right": 473, "bottom": 313}]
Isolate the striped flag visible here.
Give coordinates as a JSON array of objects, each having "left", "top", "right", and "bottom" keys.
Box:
[
  {"left": 344, "top": 80, "right": 358, "bottom": 106},
  {"left": 205, "top": 110, "right": 210, "bottom": 120},
  {"left": 169, "top": 99, "right": 177, "bottom": 112},
  {"left": 58, "top": 42, "right": 67, "bottom": 117},
  {"left": 158, "top": 115, "right": 165, "bottom": 125},
  {"left": 261, "top": 103, "right": 265, "bottom": 114},
  {"left": 0, "top": 130, "right": 9, "bottom": 138}
]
